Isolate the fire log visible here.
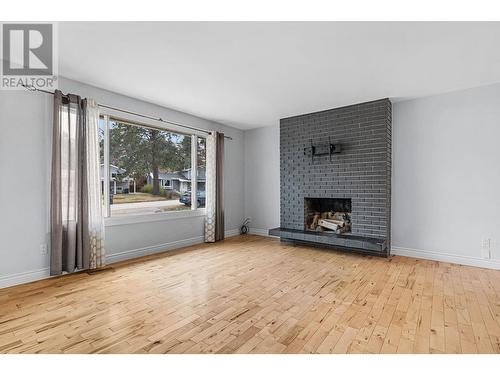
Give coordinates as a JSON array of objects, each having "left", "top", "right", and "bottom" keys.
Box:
[
  {"left": 327, "top": 219, "right": 345, "bottom": 227},
  {"left": 310, "top": 214, "right": 320, "bottom": 230},
  {"left": 318, "top": 219, "right": 338, "bottom": 231}
]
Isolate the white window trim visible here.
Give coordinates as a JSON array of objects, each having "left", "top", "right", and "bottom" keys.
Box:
[
  {"left": 99, "top": 109, "right": 206, "bottom": 223},
  {"left": 101, "top": 107, "right": 207, "bottom": 138},
  {"left": 191, "top": 134, "right": 198, "bottom": 211},
  {"left": 105, "top": 208, "right": 206, "bottom": 227},
  {"left": 103, "top": 114, "right": 110, "bottom": 218}
]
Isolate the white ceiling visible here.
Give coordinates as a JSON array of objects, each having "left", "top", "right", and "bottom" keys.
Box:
[{"left": 59, "top": 22, "right": 500, "bottom": 129}]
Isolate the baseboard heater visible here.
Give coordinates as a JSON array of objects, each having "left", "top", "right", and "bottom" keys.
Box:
[{"left": 268, "top": 227, "right": 389, "bottom": 257}]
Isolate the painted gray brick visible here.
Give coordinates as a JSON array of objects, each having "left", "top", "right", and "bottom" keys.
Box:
[{"left": 280, "top": 98, "right": 392, "bottom": 244}]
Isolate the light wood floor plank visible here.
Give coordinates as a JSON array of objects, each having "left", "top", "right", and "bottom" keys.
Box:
[{"left": 1, "top": 235, "right": 500, "bottom": 354}]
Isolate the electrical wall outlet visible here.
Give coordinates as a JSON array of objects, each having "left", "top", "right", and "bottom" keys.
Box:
[
  {"left": 481, "top": 238, "right": 491, "bottom": 259},
  {"left": 40, "top": 243, "right": 48, "bottom": 255}
]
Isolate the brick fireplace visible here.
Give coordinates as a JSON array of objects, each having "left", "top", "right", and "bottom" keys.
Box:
[{"left": 269, "top": 99, "right": 392, "bottom": 256}]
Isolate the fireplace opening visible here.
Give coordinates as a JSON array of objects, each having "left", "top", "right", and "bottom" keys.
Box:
[{"left": 304, "top": 198, "right": 352, "bottom": 234}]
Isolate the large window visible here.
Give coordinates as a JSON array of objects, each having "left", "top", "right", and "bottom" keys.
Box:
[{"left": 99, "top": 116, "right": 206, "bottom": 217}]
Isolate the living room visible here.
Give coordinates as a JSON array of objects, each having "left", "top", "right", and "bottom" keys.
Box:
[{"left": 1, "top": 1, "right": 500, "bottom": 373}]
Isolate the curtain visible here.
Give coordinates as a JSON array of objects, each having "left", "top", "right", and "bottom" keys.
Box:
[
  {"left": 85, "top": 99, "right": 105, "bottom": 269},
  {"left": 50, "top": 91, "right": 104, "bottom": 275},
  {"left": 205, "top": 131, "right": 225, "bottom": 242}
]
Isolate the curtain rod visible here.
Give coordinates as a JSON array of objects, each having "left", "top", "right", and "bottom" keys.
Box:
[{"left": 22, "top": 85, "right": 233, "bottom": 140}]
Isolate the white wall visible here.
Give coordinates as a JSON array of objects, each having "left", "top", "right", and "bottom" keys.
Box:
[
  {"left": 0, "top": 91, "right": 52, "bottom": 285},
  {"left": 392, "top": 83, "right": 500, "bottom": 268},
  {"left": 3, "top": 79, "right": 500, "bottom": 289},
  {"left": 242, "top": 83, "right": 500, "bottom": 269},
  {"left": 0, "top": 77, "right": 245, "bottom": 287},
  {"left": 243, "top": 125, "right": 280, "bottom": 235}
]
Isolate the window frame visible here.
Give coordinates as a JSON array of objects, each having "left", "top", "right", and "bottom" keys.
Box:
[{"left": 99, "top": 108, "right": 207, "bottom": 226}]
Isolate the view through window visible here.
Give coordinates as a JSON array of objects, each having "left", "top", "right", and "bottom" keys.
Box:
[{"left": 99, "top": 118, "right": 206, "bottom": 217}]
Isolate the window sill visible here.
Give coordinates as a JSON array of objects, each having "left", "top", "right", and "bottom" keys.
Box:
[{"left": 104, "top": 208, "right": 206, "bottom": 227}]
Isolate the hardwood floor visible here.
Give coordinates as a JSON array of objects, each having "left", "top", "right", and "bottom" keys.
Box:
[{"left": 1, "top": 235, "right": 500, "bottom": 354}]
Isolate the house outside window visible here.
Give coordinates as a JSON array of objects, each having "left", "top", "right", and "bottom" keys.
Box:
[{"left": 99, "top": 117, "right": 206, "bottom": 217}]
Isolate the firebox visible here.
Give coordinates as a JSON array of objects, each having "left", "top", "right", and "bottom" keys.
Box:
[{"left": 304, "top": 198, "right": 352, "bottom": 234}]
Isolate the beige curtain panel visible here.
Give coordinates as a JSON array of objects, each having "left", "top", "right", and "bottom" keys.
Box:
[
  {"left": 50, "top": 90, "right": 104, "bottom": 275},
  {"left": 205, "top": 131, "right": 225, "bottom": 242}
]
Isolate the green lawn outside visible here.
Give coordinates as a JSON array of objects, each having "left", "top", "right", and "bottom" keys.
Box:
[{"left": 112, "top": 192, "right": 169, "bottom": 204}]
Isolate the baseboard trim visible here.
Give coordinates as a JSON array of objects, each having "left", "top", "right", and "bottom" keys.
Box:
[
  {"left": 249, "top": 228, "right": 279, "bottom": 238},
  {"left": 1, "top": 230, "right": 241, "bottom": 289},
  {"left": 391, "top": 246, "right": 500, "bottom": 270},
  {"left": 242, "top": 231, "right": 500, "bottom": 270},
  {"left": 106, "top": 236, "right": 205, "bottom": 264},
  {"left": 108, "top": 229, "right": 241, "bottom": 265},
  {"left": 7, "top": 238, "right": 496, "bottom": 290},
  {"left": 224, "top": 228, "right": 240, "bottom": 238},
  {"left": 0, "top": 267, "right": 51, "bottom": 289}
]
